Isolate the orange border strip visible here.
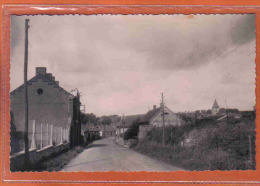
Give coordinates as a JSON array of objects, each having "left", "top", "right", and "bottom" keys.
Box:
[{"left": 1, "top": 4, "right": 260, "bottom": 185}]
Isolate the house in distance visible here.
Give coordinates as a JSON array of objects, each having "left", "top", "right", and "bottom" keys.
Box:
[
  {"left": 139, "top": 105, "right": 184, "bottom": 127},
  {"left": 116, "top": 105, "right": 184, "bottom": 141}
]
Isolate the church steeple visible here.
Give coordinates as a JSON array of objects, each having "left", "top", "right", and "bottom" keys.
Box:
[
  {"left": 212, "top": 99, "right": 219, "bottom": 109},
  {"left": 212, "top": 99, "right": 220, "bottom": 115}
]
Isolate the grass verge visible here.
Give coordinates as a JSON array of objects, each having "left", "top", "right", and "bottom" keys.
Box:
[
  {"left": 30, "top": 146, "right": 85, "bottom": 172},
  {"left": 133, "top": 119, "right": 255, "bottom": 170}
]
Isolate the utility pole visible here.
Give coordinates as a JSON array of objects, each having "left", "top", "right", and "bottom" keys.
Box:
[
  {"left": 24, "top": 19, "right": 30, "bottom": 170},
  {"left": 225, "top": 99, "right": 229, "bottom": 121},
  {"left": 122, "top": 113, "right": 125, "bottom": 143},
  {"left": 76, "top": 90, "right": 81, "bottom": 145},
  {"left": 161, "top": 93, "right": 166, "bottom": 146}
]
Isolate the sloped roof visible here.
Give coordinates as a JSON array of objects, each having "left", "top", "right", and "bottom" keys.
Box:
[
  {"left": 97, "top": 124, "right": 116, "bottom": 131},
  {"left": 117, "top": 114, "right": 145, "bottom": 128},
  {"left": 212, "top": 99, "right": 220, "bottom": 109},
  {"left": 10, "top": 73, "right": 73, "bottom": 96},
  {"left": 139, "top": 107, "right": 162, "bottom": 123}
]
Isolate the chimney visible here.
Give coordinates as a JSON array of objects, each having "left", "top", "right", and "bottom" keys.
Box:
[
  {"left": 55, "top": 81, "right": 59, "bottom": 85},
  {"left": 46, "top": 73, "right": 52, "bottom": 80},
  {"left": 153, "top": 105, "right": 157, "bottom": 110},
  {"left": 36, "top": 67, "right": 46, "bottom": 76}
]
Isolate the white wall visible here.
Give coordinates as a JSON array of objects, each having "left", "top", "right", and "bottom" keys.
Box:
[{"left": 150, "top": 107, "right": 183, "bottom": 127}]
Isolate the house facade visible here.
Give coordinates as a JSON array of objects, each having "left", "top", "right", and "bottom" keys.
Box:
[
  {"left": 10, "top": 67, "right": 81, "bottom": 153},
  {"left": 138, "top": 105, "right": 184, "bottom": 140},
  {"left": 97, "top": 124, "right": 116, "bottom": 138},
  {"left": 139, "top": 105, "right": 184, "bottom": 127}
]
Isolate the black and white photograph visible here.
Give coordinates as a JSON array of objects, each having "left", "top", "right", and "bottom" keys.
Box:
[{"left": 10, "top": 14, "right": 256, "bottom": 172}]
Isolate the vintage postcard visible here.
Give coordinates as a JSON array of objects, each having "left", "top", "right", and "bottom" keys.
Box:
[
  {"left": 9, "top": 13, "right": 256, "bottom": 172},
  {"left": 1, "top": 4, "right": 260, "bottom": 185}
]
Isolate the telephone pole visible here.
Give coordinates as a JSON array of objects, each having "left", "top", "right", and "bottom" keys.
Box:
[
  {"left": 161, "top": 93, "right": 166, "bottom": 146},
  {"left": 122, "top": 113, "right": 125, "bottom": 139},
  {"left": 76, "top": 90, "right": 81, "bottom": 145},
  {"left": 24, "top": 19, "right": 30, "bottom": 170},
  {"left": 225, "top": 99, "right": 229, "bottom": 121}
]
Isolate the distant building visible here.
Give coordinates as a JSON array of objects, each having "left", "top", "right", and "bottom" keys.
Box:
[
  {"left": 139, "top": 105, "right": 184, "bottom": 127},
  {"left": 81, "top": 124, "right": 100, "bottom": 144},
  {"left": 10, "top": 67, "right": 81, "bottom": 153},
  {"left": 115, "top": 105, "right": 184, "bottom": 141},
  {"left": 97, "top": 124, "right": 116, "bottom": 138},
  {"left": 178, "top": 99, "right": 242, "bottom": 123},
  {"left": 212, "top": 99, "right": 220, "bottom": 115},
  {"left": 116, "top": 114, "right": 144, "bottom": 139},
  {"left": 137, "top": 105, "right": 184, "bottom": 140},
  {"left": 211, "top": 99, "right": 241, "bottom": 120}
]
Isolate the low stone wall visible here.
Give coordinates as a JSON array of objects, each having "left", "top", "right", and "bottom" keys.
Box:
[
  {"left": 10, "top": 143, "right": 69, "bottom": 171},
  {"left": 138, "top": 125, "right": 152, "bottom": 139}
]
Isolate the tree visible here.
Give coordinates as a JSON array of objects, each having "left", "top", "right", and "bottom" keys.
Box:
[
  {"left": 89, "top": 113, "right": 98, "bottom": 124},
  {"left": 123, "top": 118, "right": 140, "bottom": 141},
  {"left": 101, "top": 116, "right": 112, "bottom": 125},
  {"left": 81, "top": 113, "right": 98, "bottom": 125}
]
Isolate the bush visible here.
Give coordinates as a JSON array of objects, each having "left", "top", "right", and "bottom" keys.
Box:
[
  {"left": 127, "top": 139, "right": 138, "bottom": 148},
  {"left": 123, "top": 118, "right": 140, "bottom": 141},
  {"left": 29, "top": 146, "right": 85, "bottom": 172},
  {"left": 146, "top": 125, "right": 186, "bottom": 146},
  {"left": 134, "top": 119, "right": 256, "bottom": 170}
]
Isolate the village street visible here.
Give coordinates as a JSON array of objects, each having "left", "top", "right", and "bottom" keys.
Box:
[{"left": 61, "top": 137, "right": 183, "bottom": 172}]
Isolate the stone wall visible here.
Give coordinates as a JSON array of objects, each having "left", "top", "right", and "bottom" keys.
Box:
[{"left": 10, "top": 143, "right": 69, "bottom": 171}]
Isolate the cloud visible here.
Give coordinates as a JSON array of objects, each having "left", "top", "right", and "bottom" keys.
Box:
[
  {"left": 10, "top": 14, "right": 256, "bottom": 115},
  {"left": 11, "top": 14, "right": 255, "bottom": 74},
  {"left": 119, "top": 14, "right": 255, "bottom": 71},
  {"left": 231, "top": 14, "right": 255, "bottom": 45},
  {"left": 220, "top": 73, "right": 237, "bottom": 84}
]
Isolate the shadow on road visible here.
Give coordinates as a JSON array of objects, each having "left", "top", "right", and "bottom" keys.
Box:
[
  {"left": 62, "top": 158, "right": 109, "bottom": 169},
  {"left": 87, "top": 144, "right": 107, "bottom": 149}
]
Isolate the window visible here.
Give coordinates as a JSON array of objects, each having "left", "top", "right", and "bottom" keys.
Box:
[{"left": 37, "top": 88, "right": 43, "bottom": 95}]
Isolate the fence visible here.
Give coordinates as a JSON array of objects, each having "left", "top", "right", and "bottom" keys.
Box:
[
  {"left": 11, "top": 120, "right": 70, "bottom": 154},
  {"left": 10, "top": 120, "right": 70, "bottom": 171}
]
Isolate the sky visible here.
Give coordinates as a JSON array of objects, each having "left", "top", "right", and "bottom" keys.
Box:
[{"left": 10, "top": 14, "right": 256, "bottom": 116}]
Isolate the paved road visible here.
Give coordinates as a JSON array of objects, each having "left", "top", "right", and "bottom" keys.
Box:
[{"left": 62, "top": 137, "right": 183, "bottom": 172}]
